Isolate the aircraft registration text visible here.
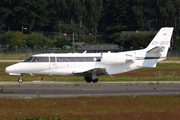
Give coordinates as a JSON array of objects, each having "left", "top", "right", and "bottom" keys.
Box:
[{"left": 151, "top": 41, "right": 169, "bottom": 46}]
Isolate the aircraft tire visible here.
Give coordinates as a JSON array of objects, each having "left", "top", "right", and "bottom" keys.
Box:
[
  {"left": 18, "top": 78, "right": 23, "bottom": 83},
  {"left": 92, "top": 78, "right": 98, "bottom": 83},
  {"left": 85, "top": 77, "right": 92, "bottom": 83}
]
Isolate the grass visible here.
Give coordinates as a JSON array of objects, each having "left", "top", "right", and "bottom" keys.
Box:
[
  {"left": 166, "top": 56, "right": 180, "bottom": 61},
  {"left": 0, "top": 96, "right": 180, "bottom": 120},
  {"left": 0, "top": 56, "right": 180, "bottom": 120},
  {"left": 0, "top": 54, "right": 30, "bottom": 60}
]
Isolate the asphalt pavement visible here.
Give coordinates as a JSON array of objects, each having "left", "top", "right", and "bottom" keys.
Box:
[{"left": 0, "top": 82, "right": 179, "bottom": 99}]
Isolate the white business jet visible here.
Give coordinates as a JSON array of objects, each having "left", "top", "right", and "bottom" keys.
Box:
[{"left": 5, "top": 27, "right": 174, "bottom": 83}]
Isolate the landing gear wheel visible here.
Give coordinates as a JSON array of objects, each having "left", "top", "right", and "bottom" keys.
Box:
[
  {"left": 85, "top": 77, "right": 92, "bottom": 83},
  {"left": 92, "top": 78, "right": 98, "bottom": 83},
  {"left": 18, "top": 73, "right": 24, "bottom": 83},
  {"left": 18, "top": 78, "right": 23, "bottom": 83}
]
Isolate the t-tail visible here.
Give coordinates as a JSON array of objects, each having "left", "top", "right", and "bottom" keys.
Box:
[
  {"left": 138, "top": 27, "right": 174, "bottom": 67},
  {"left": 146, "top": 27, "right": 173, "bottom": 59}
]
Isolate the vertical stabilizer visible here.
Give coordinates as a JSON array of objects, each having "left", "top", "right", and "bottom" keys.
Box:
[{"left": 145, "top": 27, "right": 174, "bottom": 57}]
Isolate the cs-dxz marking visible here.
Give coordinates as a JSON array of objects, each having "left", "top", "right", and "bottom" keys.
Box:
[{"left": 152, "top": 41, "right": 169, "bottom": 46}]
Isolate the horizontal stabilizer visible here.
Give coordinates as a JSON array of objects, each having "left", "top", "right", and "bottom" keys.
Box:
[{"left": 147, "top": 46, "right": 165, "bottom": 53}]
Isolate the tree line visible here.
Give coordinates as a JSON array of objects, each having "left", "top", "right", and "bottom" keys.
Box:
[{"left": 0, "top": 0, "right": 180, "bottom": 50}]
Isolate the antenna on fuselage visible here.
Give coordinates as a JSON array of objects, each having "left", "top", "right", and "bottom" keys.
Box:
[{"left": 83, "top": 50, "right": 87, "bottom": 54}]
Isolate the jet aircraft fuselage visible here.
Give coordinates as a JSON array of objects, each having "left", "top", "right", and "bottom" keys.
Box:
[{"left": 5, "top": 27, "right": 174, "bottom": 83}]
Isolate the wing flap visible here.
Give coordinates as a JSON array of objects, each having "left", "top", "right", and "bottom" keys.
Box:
[{"left": 72, "top": 67, "right": 94, "bottom": 74}]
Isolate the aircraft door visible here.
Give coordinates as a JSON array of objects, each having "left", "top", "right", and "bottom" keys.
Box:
[{"left": 49, "top": 57, "right": 56, "bottom": 70}]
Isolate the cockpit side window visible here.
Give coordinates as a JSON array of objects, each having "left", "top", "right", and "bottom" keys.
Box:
[
  {"left": 31, "top": 57, "right": 38, "bottom": 62},
  {"left": 24, "top": 56, "right": 50, "bottom": 62},
  {"left": 24, "top": 57, "right": 34, "bottom": 62}
]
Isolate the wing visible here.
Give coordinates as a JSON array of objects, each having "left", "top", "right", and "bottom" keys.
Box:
[{"left": 73, "top": 67, "right": 108, "bottom": 77}]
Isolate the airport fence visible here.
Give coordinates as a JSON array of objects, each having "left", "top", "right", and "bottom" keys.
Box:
[{"left": 0, "top": 47, "right": 180, "bottom": 58}]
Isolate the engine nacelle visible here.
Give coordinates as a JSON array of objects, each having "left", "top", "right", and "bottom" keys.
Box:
[{"left": 101, "top": 53, "right": 126, "bottom": 64}]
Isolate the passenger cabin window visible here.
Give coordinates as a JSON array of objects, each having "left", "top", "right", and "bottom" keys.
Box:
[
  {"left": 83, "top": 58, "right": 87, "bottom": 61},
  {"left": 38, "top": 57, "right": 49, "bottom": 62},
  {"left": 50, "top": 57, "right": 55, "bottom": 62},
  {"left": 53, "top": 57, "right": 101, "bottom": 62},
  {"left": 59, "top": 58, "right": 63, "bottom": 62},
  {"left": 67, "top": 57, "right": 71, "bottom": 62},
  {"left": 75, "top": 57, "right": 79, "bottom": 61}
]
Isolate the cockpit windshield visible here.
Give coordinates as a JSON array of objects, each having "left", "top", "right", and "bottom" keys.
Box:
[{"left": 23, "top": 57, "right": 38, "bottom": 62}]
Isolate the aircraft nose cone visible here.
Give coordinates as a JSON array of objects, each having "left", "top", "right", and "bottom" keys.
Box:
[{"left": 5, "top": 66, "right": 15, "bottom": 73}]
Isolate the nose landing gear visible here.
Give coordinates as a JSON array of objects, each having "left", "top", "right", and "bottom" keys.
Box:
[
  {"left": 18, "top": 74, "right": 25, "bottom": 83},
  {"left": 18, "top": 77, "right": 23, "bottom": 83}
]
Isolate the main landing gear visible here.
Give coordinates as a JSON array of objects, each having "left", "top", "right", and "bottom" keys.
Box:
[
  {"left": 84, "top": 77, "right": 98, "bottom": 83},
  {"left": 84, "top": 68, "right": 107, "bottom": 83}
]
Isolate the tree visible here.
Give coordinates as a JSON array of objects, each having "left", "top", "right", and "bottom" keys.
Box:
[
  {"left": 0, "top": 0, "right": 48, "bottom": 31},
  {"left": 8, "top": 31, "right": 27, "bottom": 48},
  {"left": 55, "top": 37, "right": 72, "bottom": 48},
  {"left": 26, "top": 32, "right": 52, "bottom": 47},
  {"left": 0, "top": 31, "right": 14, "bottom": 45},
  {"left": 100, "top": 0, "right": 135, "bottom": 33},
  {"left": 173, "top": 37, "right": 180, "bottom": 50},
  {"left": 99, "top": 0, "right": 136, "bottom": 44}
]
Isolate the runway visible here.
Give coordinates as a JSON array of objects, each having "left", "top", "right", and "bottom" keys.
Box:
[{"left": 0, "top": 82, "right": 180, "bottom": 99}]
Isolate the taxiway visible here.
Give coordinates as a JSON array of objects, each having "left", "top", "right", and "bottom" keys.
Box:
[{"left": 0, "top": 82, "right": 180, "bottom": 98}]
